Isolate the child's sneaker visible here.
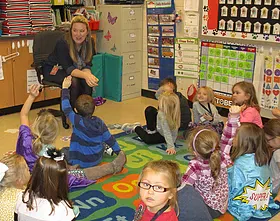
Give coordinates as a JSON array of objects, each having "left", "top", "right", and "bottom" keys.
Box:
[
  {"left": 146, "top": 129, "right": 157, "bottom": 134},
  {"left": 103, "top": 143, "right": 114, "bottom": 156},
  {"left": 121, "top": 122, "right": 141, "bottom": 134}
]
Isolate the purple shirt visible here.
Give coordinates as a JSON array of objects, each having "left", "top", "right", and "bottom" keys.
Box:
[{"left": 16, "top": 125, "right": 94, "bottom": 189}]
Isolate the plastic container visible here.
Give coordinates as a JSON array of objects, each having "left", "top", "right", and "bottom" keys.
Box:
[{"left": 89, "top": 20, "right": 100, "bottom": 31}]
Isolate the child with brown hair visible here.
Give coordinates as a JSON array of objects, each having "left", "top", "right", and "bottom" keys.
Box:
[
  {"left": 191, "top": 86, "right": 224, "bottom": 135},
  {"left": 61, "top": 76, "right": 126, "bottom": 178},
  {"left": 228, "top": 122, "right": 278, "bottom": 220},
  {"left": 0, "top": 154, "right": 30, "bottom": 221},
  {"left": 15, "top": 148, "right": 78, "bottom": 220},
  {"left": 182, "top": 105, "right": 240, "bottom": 218},
  {"left": 122, "top": 91, "right": 180, "bottom": 155},
  {"left": 16, "top": 84, "right": 95, "bottom": 188},
  {"left": 133, "top": 160, "right": 180, "bottom": 221},
  {"left": 262, "top": 119, "right": 280, "bottom": 202},
  {"left": 232, "top": 81, "right": 263, "bottom": 128},
  {"left": 157, "top": 77, "right": 191, "bottom": 130}
]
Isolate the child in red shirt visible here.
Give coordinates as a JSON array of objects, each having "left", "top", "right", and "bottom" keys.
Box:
[{"left": 133, "top": 160, "right": 180, "bottom": 221}]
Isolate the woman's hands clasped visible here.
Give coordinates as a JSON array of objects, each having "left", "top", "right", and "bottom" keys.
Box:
[{"left": 85, "top": 72, "right": 99, "bottom": 87}]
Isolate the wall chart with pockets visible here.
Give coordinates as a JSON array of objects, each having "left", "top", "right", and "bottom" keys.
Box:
[
  {"left": 147, "top": 0, "right": 176, "bottom": 90},
  {"left": 260, "top": 53, "right": 280, "bottom": 109},
  {"left": 199, "top": 41, "right": 257, "bottom": 108},
  {"left": 202, "top": 0, "right": 280, "bottom": 43}
]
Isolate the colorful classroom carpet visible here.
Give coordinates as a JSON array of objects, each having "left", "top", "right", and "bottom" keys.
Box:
[{"left": 69, "top": 131, "right": 280, "bottom": 221}]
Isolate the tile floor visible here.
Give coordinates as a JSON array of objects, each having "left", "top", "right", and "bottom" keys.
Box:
[{"left": 0, "top": 96, "right": 279, "bottom": 220}]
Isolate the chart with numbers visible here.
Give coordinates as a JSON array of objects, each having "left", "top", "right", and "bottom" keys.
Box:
[{"left": 199, "top": 41, "right": 256, "bottom": 95}]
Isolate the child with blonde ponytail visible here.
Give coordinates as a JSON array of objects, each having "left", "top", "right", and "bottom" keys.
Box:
[
  {"left": 181, "top": 105, "right": 241, "bottom": 218},
  {"left": 122, "top": 91, "right": 180, "bottom": 155},
  {"left": 16, "top": 84, "right": 93, "bottom": 188}
]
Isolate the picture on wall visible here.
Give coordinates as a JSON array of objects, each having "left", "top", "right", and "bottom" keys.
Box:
[
  {"left": 202, "top": 0, "right": 280, "bottom": 42},
  {"left": 260, "top": 54, "right": 280, "bottom": 110},
  {"left": 199, "top": 41, "right": 256, "bottom": 107}
]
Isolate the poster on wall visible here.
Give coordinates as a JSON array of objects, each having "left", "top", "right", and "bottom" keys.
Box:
[
  {"left": 147, "top": 0, "right": 171, "bottom": 8},
  {"left": 147, "top": 0, "right": 176, "bottom": 90},
  {"left": 199, "top": 41, "right": 257, "bottom": 108},
  {"left": 202, "top": 0, "right": 280, "bottom": 43},
  {"left": 260, "top": 54, "right": 280, "bottom": 110},
  {"left": 175, "top": 38, "right": 199, "bottom": 78}
]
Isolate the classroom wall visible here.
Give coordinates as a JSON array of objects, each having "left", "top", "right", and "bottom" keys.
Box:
[{"left": 141, "top": 0, "right": 280, "bottom": 119}]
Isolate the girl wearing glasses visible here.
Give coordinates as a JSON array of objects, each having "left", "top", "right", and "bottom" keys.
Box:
[
  {"left": 264, "top": 119, "right": 280, "bottom": 202},
  {"left": 133, "top": 160, "right": 180, "bottom": 221}
]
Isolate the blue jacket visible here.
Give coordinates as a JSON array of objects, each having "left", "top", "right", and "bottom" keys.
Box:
[
  {"left": 62, "top": 89, "right": 121, "bottom": 168},
  {"left": 228, "top": 154, "right": 279, "bottom": 221}
]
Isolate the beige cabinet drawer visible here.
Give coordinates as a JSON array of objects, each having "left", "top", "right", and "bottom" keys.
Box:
[
  {"left": 122, "top": 72, "right": 141, "bottom": 96},
  {"left": 121, "top": 7, "right": 142, "bottom": 30},
  {"left": 122, "top": 51, "right": 141, "bottom": 74},
  {"left": 121, "top": 29, "right": 142, "bottom": 52}
]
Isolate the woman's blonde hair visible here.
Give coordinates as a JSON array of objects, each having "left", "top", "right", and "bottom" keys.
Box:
[
  {"left": 158, "top": 92, "right": 181, "bottom": 130},
  {"left": 194, "top": 86, "right": 216, "bottom": 104},
  {"left": 0, "top": 154, "right": 30, "bottom": 190},
  {"left": 231, "top": 123, "right": 270, "bottom": 166},
  {"left": 32, "top": 110, "right": 59, "bottom": 154},
  {"left": 232, "top": 81, "right": 260, "bottom": 111},
  {"left": 139, "top": 160, "right": 181, "bottom": 210},
  {"left": 66, "top": 15, "right": 93, "bottom": 64},
  {"left": 188, "top": 127, "right": 221, "bottom": 181}
]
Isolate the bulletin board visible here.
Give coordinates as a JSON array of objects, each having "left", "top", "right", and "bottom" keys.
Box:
[
  {"left": 202, "top": 0, "right": 280, "bottom": 43},
  {"left": 147, "top": 0, "right": 176, "bottom": 90},
  {"left": 199, "top": 41, "right": 257, "bottom": 108}
]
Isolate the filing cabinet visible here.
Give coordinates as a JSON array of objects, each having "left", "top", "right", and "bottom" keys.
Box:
[{"left": 98, "top": 4, "right": 143, "bottom": 101}]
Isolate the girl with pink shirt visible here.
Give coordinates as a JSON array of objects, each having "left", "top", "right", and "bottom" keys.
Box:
[
  {"left": 181, "top": 106, "right": 241, "bottom": 218},
  {"left": 232, "top": 81, "right": 263, "bottom": 128}
]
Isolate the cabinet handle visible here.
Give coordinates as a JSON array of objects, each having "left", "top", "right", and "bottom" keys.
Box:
[{"left": 7, "top": 47, "right": 11, "bottom": 54}]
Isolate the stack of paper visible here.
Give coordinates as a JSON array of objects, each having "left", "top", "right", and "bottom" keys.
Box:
[
  {"left": 0, "top": 0, "right": 31, "bottom": 34},
  {"left": 29, "top": 0, "right": 53, "bottom": 32}
]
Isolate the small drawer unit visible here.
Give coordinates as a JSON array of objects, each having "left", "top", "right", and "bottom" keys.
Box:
[{"left": 99, "top": 4, "right": 143, "bottom": 101}]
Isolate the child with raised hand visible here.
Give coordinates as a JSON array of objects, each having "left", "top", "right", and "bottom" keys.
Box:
[
  {"left": 16, "top": 84, "right": 94, "bottom": 188},
  {"left": 122, "top": 91, "right": 180, "bottom": 155},
  {"left": 191, "top": 86, "right": 224, "bottom": 135},
  {"left": 263, "top": 119, "right": 280, "bottom": 202},
  {"left": 232, "top": 81, "right": 263, "bottom": 128},
  {"left": 61, "top": 76, "right": 126, "bottom": 179},
  {"left": 15, "top": 148, "right": 78, "bottom": 220},
  {"left": 181, "top": 105, "right": 241, "bottom": 218},
  {"left": 228, "top": 122, "right": 279, "bottom": 221},
  {"left": 0, "top": 154, "right": 30, "bottom": 221},
  {"left": 133, "top": 160, "right": 180, "bottom": 221}
]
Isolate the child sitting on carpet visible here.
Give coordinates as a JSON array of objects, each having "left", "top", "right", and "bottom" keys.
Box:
[
  {"left": 16, "top": 83, "right": 123, "bottom": 187},
  {"left": 61, "top": 76, "right": 126, "bottom": 179},
  {"left": 263, "top": 119, "right": 280, "bottom": 202},
  {"left": 15, "top": 148, "right": 78, "bottom": 220},
  {"left": 0, "top": 154, "right": 30, "bottom": 221},
  {"left": 122, "top": 91, "right": 180, "bottom": 155},
  {"left": 133, "top": 160, "right": 180, "bottom": 221},
  {"left": 232, "top": 81, "right": 263, "bottom": 128},
  {"left": 228, "top": 121, "right": 278, "bottom": 220},
  {"left": 190, "top": 86, "right": 224, "bottom": 135},
  {"left": 156, "top": 78, "right": 191, "bottom": 130},
  {"left": 182, "top": 105, "right": 240, "bottom": 219}
]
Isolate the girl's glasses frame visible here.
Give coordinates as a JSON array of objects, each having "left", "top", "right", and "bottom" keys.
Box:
[{"left": 138, "top": 182, "right": 171, "bottom": 193}]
